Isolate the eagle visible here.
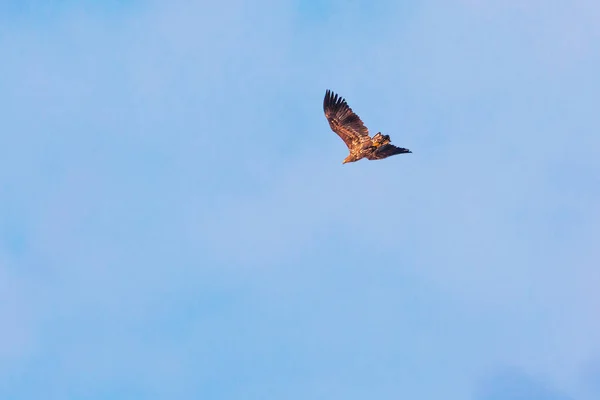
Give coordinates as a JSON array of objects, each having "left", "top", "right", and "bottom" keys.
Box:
[{"left": 323, "top": 89, "right": 412, "bottom": 164}]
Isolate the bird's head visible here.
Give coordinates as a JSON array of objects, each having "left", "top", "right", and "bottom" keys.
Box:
[{"left": 342, "top": 156, "right": 356, "bottom": 164}]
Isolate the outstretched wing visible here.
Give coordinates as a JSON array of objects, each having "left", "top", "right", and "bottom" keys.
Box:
[
  {"left": 367, "top": 144, "right": 412, "bottom": 160},
  {"left": 323, "top": 90, "right": 370, "bottom": 149}
]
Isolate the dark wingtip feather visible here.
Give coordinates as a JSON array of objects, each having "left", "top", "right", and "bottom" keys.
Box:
[
  {"left": 323, "top": 89, "right": 330, "bottom": 112},
  {"left": 323, "top": 89, "right": 348, "bottom": 114}
]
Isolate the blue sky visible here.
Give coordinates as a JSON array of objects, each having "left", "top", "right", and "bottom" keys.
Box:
[{"left": 1, "top": 0, "right": 600, "bottom": 399}]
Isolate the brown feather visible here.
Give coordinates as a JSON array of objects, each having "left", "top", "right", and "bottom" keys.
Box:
[
  {"left": 323, "top": 89, "right": 412, "bottom": 163},
  {"left": 366, "top": 144, "right": 412, "bottom": 160},
  {"left": 323, "top": 89, "right": 369, "bottom": 149}
]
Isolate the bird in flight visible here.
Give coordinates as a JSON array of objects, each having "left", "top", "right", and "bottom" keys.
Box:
[{"left": 323, "top": 89, "right": 412, "bottom": 164}]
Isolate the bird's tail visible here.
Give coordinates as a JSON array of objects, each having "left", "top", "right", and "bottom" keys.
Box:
[{"left": 390, "top": 147, "right": 412, "bottom": 155}]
